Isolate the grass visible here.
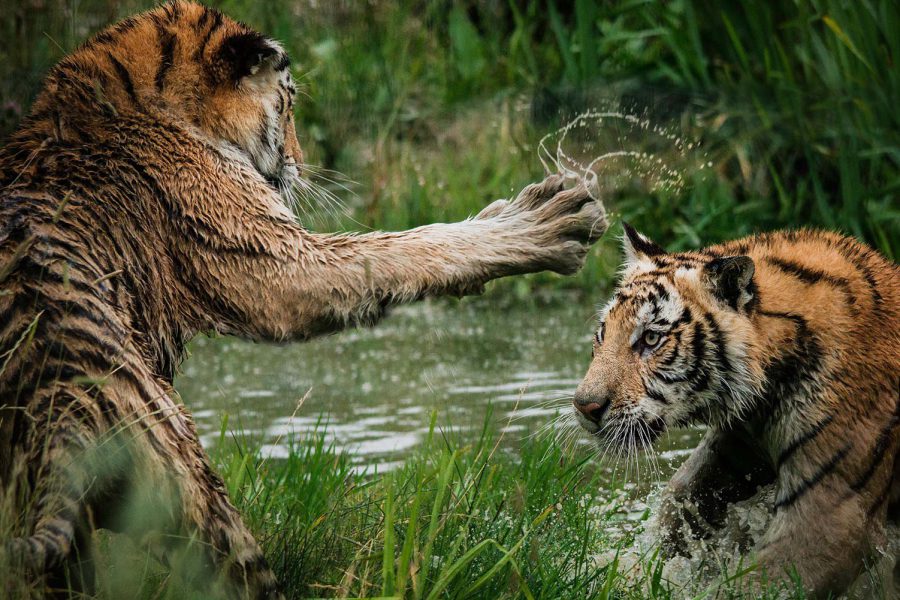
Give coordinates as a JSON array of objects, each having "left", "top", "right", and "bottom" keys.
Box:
[
  {"left": 0, "top": 411, "right": 807, "bottom": 599},
  {"left": 215, "top": 414, "right": 807, "bottom": 599}
]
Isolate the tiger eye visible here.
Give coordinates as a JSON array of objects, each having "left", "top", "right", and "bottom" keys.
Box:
[{"left": 643, "top": 331, "right": 660, "bottom": 346}]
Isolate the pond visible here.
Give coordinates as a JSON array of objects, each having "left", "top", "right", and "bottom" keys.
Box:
[{"left": 176, "top": 294, "right": 701, "bottom": 476}]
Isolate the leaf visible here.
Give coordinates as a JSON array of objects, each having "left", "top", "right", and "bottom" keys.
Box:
[{"left": 822, "top": 15, "right": 874, "bottom": 73}]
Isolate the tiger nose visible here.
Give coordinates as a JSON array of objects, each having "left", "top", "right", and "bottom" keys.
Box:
[{"left": 573, "top": 390, "right": 611, "bottom": 423}]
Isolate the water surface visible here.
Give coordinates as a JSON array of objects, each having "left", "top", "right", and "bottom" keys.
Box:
[{"left": 176, "top": 295, "right": 700, "bottom": 474}]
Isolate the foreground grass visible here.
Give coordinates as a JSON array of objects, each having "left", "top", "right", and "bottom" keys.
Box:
[{"left": 24, "top": 413, "right": 801, "bottom": 599}]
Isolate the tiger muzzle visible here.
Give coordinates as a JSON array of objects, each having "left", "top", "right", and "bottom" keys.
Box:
[{"left": 573, "top": 388, "right": 611, "bottom": 424}]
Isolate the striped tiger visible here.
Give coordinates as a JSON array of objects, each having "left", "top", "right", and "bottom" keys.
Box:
[
  {"left": 573, "top": 224, "right": 899, "bottom": 597},
  {"left": 0, "top": 1, "right": 606, "bottom": 596}
]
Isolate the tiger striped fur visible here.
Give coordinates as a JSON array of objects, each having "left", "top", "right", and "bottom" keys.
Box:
[
  {"left": 573, "top": 224, "right": 899, "bottom": 597},
  {"left": 0, "top": 1, "right": 606, "bottom": 596}
]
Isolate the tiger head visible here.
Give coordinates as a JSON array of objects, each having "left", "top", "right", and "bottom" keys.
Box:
[
  {"left": 32, "top": 1, "right": 303, "bottom": 198},
  {"left": 573, "top": 224, "right": 765, "bottom": 452}
]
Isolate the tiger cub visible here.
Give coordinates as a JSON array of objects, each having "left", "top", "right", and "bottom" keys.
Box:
[{"left": 573, "top": 224, "right": 899, "bottom": 597}]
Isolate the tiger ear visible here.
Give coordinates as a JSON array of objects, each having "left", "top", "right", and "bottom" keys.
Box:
[
  {"left": 220, "top": 32, "right": 280, "bottom": 81},
  {"left": 704, "top": 256, "right": 756, "bottom": 311},
  {"left": 622, "top": 222, "right": 666, "bottom": 264}
]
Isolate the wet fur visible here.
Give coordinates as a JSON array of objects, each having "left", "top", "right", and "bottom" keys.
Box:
[
  {"left": 574, "top": 226, "right": 899, "bottom": 597},
  {"left": 0, "top": 2, "right": 607, "bottom": 597}
]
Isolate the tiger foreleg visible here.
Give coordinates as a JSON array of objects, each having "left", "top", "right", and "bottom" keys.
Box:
[
  {"left": 144, "top": 427, "right": 283, "bottom": 600},
  {"left": 658, "top": 427, "right": 775, "bottom": 556},
  {"left": 202, "top": 174, "right": 607, "bottom": 342}
]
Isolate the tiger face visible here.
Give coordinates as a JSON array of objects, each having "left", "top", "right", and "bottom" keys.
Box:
[
  {"left": 44, "top": 1, "right": 303, "bottom": 200},
  {"left": 573, "top": 224, "right": 764, "bottom": 451},
  {"left": 197, "top": 24, "right": 304, "bottom": 197}
]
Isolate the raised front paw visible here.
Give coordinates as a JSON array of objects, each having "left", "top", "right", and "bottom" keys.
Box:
[{"left": 477, "top": 173, "right": 608, "bottom": 275}]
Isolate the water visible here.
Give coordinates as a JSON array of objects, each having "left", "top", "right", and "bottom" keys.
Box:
[
  {"left": 537, "top": 108, "right": 712, "bottom": 202},
  {"left": 175, "top": 295, "right": 701, "bottom": 474}
]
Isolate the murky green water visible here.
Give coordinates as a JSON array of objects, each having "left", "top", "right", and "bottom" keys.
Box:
[{"left": 176, "top": 295, "right": 700, "bottom": 473}]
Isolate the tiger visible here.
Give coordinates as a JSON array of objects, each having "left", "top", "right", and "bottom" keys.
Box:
[
  {"left": 0, "top": 1, "right": 607, "bottom": 597},
  {"left": 572, "top": 223, "right": 899, "bottom": 597}
]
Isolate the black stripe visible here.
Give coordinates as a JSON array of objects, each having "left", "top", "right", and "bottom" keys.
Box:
[
  {"left": 42, "top": 339, "right": 117, "bottom": 377},
  {"left": 195, "top": 9, "right": 223, "bottom": 61},
  {"left": 730, "top": 241, "right": 750, "bottom": 255},
  {"left": 114, "top": 16, "right": 139, "bottom": 35},
  {"left": 35, "top": 398, "right": 101, "bottom": 436},
  {"left": 654, "top": 256, "right": 704, "bottom": 269},
  {"left": 107, "top": 53, "right": 139, "bottom": 106},
  {"left": 703, "top": 311, "right": 730, "bottom": 373},
  {"left": 53, "top": 300, "right": 125, "bottom": 339},
  {"left": 767, "top": 256, "right": 857, "bottom": 314},
  {"left": 777, "top": 414, "right": 834, "bottom": 468},
  {"left": 758, "top": 310, "right": 823, "bottom": 404},
  {"left": 91, "top": 30, "right": 116, "bottom": 46},
  {"left": 645, "top": 387, "right": 669, "bottom": 404},
  {"left": 835, "top": 236, "right": 886, "bottom": 314},
  {"left": 631, "top": 269, "right": 672, "bottom": 282},
  {"left": 163, "top": 1, "right": 181, "bottom": 21},
  {"left": 650, "top": 281, "right": 669, "bottom": 304},
  {"left": 658, "top": 321, "right": 706, "bottom": 385},
  {"left": 195, "top": 6, "right": 212, "bottom": 30},
  {"left": 657, "top": 369, "right": 688, "bottom": 384},
  {"left": 672, "top": 306, "right": 692, "bottom": 328},
  {"left": 767, "top": 256, "right": 848, "bottom": 287},
  {"left": 775, "top": 442, "right": 851, "bottom": 509},
  {"left": 41, "top": 522, "right": 74, "bottom": 542},
  {"left": 156, "top": 31, "right": 177, "bottom": 92},
  {"left": 18, "top": 259, "right": 100, "bottom": 299},
  {"left": 658, "top": 328, "right": 682, "bottom": 367},
  {"left": 758, "top": 309, "right": 806, "bottom": 328},
  {"left": 851, "top": 395, "right": 900, "bottom": 492},
  {"left": 56, "top": 326, "right": 124, "bottom": 361},
  {"left": 686, "top": 322, "right": 709, "bottom": 392},
  {"left": 29, "top": 362, "right": 84, "bottom": 389}
]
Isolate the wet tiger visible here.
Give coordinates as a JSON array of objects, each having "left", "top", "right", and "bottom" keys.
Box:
[
  {"left": 0, "top": 1, "right": 606, "bottom": 596},
  {"left": 573, "top": 224, "right": 899, "bottom": 597}
]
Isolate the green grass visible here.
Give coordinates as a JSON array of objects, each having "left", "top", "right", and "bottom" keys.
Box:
[
  {"left": 1, "top": 412, "right": 807, "bottom": 599},
  {"left": 216, "top": 415, "right": 806, "bottom": 599}
]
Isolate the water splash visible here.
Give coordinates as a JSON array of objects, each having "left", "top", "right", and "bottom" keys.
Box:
[
  {"left": 537, "top": 108, "right": 712, "bottom": 201},
  {"left": 595, "top": 482, "right": 899, "bottom": 598}
]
